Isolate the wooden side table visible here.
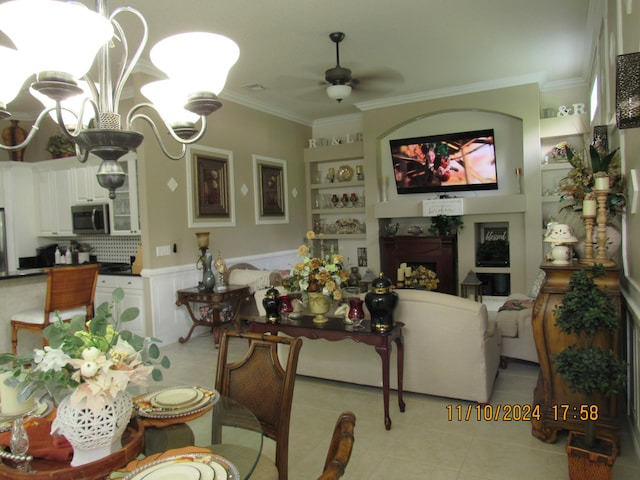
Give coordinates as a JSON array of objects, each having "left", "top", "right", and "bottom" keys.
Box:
[
  {"left": 175, "top": 285, "right": 251, "bottom": 345},
  {"left": 530, "top": 262, "right": 622, "bottom": 446}
]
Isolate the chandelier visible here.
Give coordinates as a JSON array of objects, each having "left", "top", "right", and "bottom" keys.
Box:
[{"left": 0, "top": 0, "right": 239, "bottom": 198}]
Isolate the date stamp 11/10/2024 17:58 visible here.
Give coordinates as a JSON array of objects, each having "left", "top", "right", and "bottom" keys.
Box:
[{"left": 446, "top": 404, "right": 600, "bottom": 422}]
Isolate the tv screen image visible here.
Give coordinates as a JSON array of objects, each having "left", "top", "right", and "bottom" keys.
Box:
[{"left": 389, "top": 128, "right": 498, "bottom": 194}]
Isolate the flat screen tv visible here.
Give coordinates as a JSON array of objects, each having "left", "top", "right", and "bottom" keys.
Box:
[{"left": 389, "top": 128, "right": 498, "bottom": 194}]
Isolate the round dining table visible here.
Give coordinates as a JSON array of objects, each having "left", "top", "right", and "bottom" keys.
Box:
[
  {"left": 0, "top": 388, "right": 263, "bottom": 480},
  {"left": 134, "top": 389, "right": 264, "bottom": 480}
]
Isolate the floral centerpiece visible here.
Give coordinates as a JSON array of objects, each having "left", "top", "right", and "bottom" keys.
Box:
[
  {"left": 557, "top": 137, "right": 626, "bottom": 217},
  {"left": 282, "top": 231, "right": 350, "bottom": 301},
  {"left": 0, "top": 288, "right": 170, "bottom": 412}
]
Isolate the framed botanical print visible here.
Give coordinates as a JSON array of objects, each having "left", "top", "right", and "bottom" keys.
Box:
[
  {"left": 252, "top": 155, "right": 288, "bottom": 224},
  {"left": 187, "top": 145, "right": 236, "bottom": 227}
]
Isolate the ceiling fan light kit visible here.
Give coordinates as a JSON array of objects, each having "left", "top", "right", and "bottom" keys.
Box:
[{"left": 326, "top": 84, "right": 352, "bottom": 102}]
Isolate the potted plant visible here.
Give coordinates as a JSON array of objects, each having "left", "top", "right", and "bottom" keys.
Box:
[
  {"left": 427, "top": 214, "right": 463, "bottom": 236},
  {"left": 552, "top": 264, "right": 626, "bottom": 480},
  {"left": 46, "top": 134, "right": 76, "bottom": 158}
]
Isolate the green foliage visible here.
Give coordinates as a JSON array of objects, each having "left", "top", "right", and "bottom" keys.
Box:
[
  {"left": 554, "top": 346, "right": 626, "bottom": 397},
  {"left": 1, "top": 287, "right": 170, "bottom": 404},
  {"left": 46, "top": 134, "right": 75, "bottom": 155},
  {"left": 553, "top": 265, "right": 618, "bottom": 340},
  {"left": 428, "top": 215, "right": 464, "bottom": 236}
]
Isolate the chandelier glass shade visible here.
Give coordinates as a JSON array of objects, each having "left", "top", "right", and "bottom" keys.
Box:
[{"left": 0, "top": 0, "right": 239, "bottom": 199}]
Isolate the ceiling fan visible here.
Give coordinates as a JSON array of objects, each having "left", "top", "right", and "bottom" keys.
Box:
[{"left": 324, "top": 32, "right": 353, "bottom": 102}]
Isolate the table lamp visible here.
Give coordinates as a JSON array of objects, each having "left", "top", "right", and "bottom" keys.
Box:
[{"left": 544, "top": 223, "right": 578, "bottom": 265}]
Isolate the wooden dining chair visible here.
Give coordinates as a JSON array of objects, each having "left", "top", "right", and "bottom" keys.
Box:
[
  {"left": 316, "top": 411, "right": 356, "bottom": 480},
  {"left": 214, "top": 330, "right": 303, "bottom": 480},
  {"left": 11, "top": 263, "right": 100, "bottom": 354}
]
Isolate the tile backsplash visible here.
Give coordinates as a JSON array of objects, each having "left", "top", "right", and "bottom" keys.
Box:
[{"left": 53, "top": 235, "right": 141, "bottom": 263}]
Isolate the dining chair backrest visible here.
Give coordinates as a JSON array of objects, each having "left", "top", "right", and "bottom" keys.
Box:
[
  {"left": 11, "top": 264, "right": 100, "bottom": 354},
  {"left": 316, "top": 411, "right": 356, "bottom": 480},
  {"left": 45, "top": 264, "right": 100, "bottom": 320},
  {"left": 215, "top": 330, "right": 303, "bottom": 480}
]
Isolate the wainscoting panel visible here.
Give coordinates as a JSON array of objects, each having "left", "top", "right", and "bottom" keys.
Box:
[{"left": 145, "top": 249, "right": 297, "bottom": 345}]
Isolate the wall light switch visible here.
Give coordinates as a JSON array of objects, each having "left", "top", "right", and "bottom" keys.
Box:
[{"left": 156, "top": 245, "right": 171, "bottom": 256}]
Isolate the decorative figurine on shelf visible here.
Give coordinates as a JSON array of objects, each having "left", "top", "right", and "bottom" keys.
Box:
[
  {"left": 262, "top": 285, "right": 282, "bottom": 324},
  {"left": 213, "top": 250, "right": 228, "bottom": 292}
]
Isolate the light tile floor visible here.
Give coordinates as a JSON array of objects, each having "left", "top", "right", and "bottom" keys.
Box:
[{"left": 158, "top": 332, "right": 640, "bottom": 479}]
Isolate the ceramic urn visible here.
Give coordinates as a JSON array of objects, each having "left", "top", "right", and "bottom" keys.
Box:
[
  {"left": 364, "top": 272, "right": 399, "bottom": 333},
  {"left": 262, "top": 285, "right": 281, "bottom": 323}
]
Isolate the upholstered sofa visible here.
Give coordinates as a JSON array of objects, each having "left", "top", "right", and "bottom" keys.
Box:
[
  {"left": 292, "top": 288, "right": 502, "bottom": 404},
  {"left": 495, "top": 293, "right": 538, "bottom": 365}
]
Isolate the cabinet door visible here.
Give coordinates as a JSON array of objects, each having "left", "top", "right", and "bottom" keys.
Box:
[
  {"left": 110, "top": 158, "right": 140, "bottom": 235},
  {"left": 71, "top": 165, "right": 109, "bottom": 204},
  {"left": 36, "top": 169, "right": 73, "bottom": 236}
]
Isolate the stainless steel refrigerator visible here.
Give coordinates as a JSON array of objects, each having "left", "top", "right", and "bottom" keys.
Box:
[{"left": 0, "top": 208, "right": 8, "bottom": 275}]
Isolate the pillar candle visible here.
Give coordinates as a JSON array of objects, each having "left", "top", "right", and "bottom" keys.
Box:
[
  {"left": 594, "top": 176, "right": 609, "bottom": 191},
  {"left": 397, "top": 268, "right": 404, "bottom": 282},
  {"left": 405, "top": 266, "right": 412, "bottom": 278},
  {"left": 582, "top": 199, "right": 597, "bottom": 217},
  {"left": 0, "top": 372, "right": 33, "bottom": 416}
]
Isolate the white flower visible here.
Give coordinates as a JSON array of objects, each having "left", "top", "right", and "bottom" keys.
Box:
[
  {"left": 81, "top": 347, "right": 100, "bottom": 361},
  {"left": 80, "top": 361, "right": 99, "bottom": 378},
  {"left": 33, "top": 346, "right": 71, "bottom": 372}
]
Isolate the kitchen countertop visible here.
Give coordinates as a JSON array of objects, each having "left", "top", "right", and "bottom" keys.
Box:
[{"left": 1, "top": 264, "right": 140, "bottom": 281}]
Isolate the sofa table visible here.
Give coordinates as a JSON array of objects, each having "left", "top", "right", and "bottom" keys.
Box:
[
  {"left": 176, "top": 285, "right": 251, "bottom": 345},
  {"left": 248, "top": 316, "right": 405, "bottom": 430}
]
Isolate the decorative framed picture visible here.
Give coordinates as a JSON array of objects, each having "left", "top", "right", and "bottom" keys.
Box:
[
  {"left": 252, "top": 155, "right": 288, "bottom": 224},
  {"left": 616, "top": 52, "right": 640, "bottom": 129},
  {"left": 187, "top": 145, "right": 236, "bottom": 228}
]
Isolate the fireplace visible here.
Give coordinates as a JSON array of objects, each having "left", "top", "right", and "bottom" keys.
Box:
[{"left": 383, "top": 235, "right": 458, "bottom": 295}]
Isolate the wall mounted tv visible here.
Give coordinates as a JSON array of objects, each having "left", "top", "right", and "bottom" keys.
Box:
[{"left": 389, "top": 128, "right": 498, "bottom": 194}]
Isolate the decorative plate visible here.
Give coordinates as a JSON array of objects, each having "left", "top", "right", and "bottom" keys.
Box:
[
  {"left": 337, "top": 165, "right": 354, "bottom": 182},
  {"left": 135, "top": 386, "right": 219, "bottom": 419},
  {"left": 122, "top": 452, "right": 240, "bottom": 480}
]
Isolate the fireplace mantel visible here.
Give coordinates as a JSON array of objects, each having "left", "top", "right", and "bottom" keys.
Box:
[
  {"left": 374, "top": 194, "right": 526, "bottom": 218},
  {"left": 383, "top": 235, "right": 458, "bottom": 295}
]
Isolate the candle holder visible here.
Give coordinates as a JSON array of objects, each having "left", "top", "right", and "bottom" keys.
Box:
[
  {"left": 594, "top": 188, "right": 616, "bottom": 267},
  {"left": 580, "top": 216, "right": 595, "bottom": 265}
]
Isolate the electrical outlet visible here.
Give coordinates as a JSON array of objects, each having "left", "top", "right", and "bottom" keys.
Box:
[{"left": 156, "top": 245, "right": 171, "bottom": 256}]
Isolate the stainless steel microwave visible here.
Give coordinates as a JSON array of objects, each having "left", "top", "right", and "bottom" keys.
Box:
[{"left": 71, "top": 204, "right": 110, "bottom": 234}]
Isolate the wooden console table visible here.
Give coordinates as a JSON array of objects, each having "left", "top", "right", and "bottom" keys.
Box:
[
  {"left": 248, "top": 316, "right": 405, "bottom": 430},
  {"left": 531, "top": 262, "right": 622, "bottom": 446},
  {"left": 176, "top": 285, "right": 251, "bottom": 345}
]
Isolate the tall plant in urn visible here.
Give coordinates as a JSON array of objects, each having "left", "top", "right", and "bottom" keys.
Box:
[{"left": 552, "top": 265, "right": 626, "bottom": 479}]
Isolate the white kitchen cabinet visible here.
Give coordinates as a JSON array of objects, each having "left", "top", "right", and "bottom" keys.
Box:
[
  {"left": 70, "top": 162, "right": 109, "bottom": 205},
  {"left": 0, "top": 163, "right": 38, "bottom": 271},
  {"left": 109, "top": 155, "right": 140, "bottom": 235},
  {"left": 95, "top": 275, "right": 145, "bottom": 337},
  {"left": 35, "top": 166, "right": 74, "bottom": 237}
]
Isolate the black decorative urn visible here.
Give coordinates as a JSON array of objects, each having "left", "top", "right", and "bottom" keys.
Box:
[
  {"left": 364, "top": 272, "right": 399, "bottom": 333},
  {"left": 262, "top": 285, "right": 281, "bottom": 323}
]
